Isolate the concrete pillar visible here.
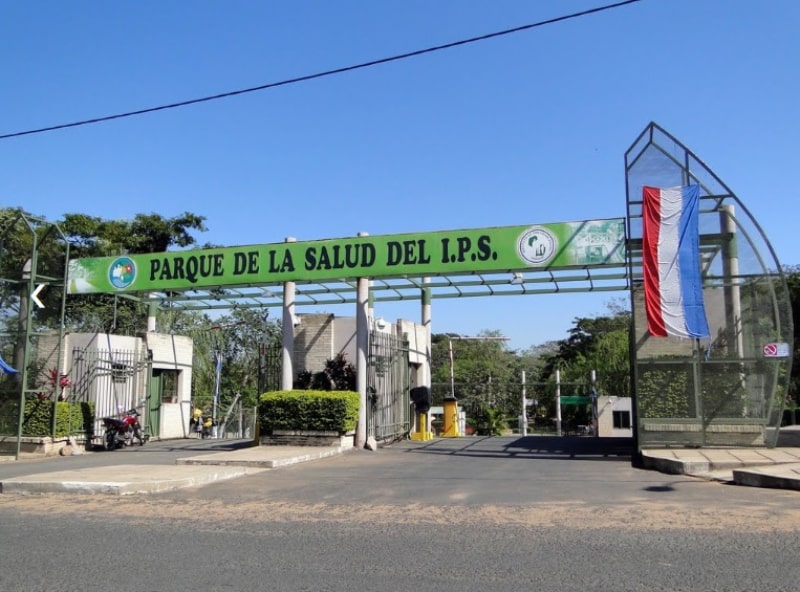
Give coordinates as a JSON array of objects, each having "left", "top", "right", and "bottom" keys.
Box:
[
  {"left": 355, "top": 232, "right": 370, "bottom": 449},
  {"left": 720, "top": 205, "right": 743, "bottom": 356},
  {"left": 421, "top": 276, "right": 432, "bottom": 387},
  {"left": 281, "top": 237, "right": 297, "bottom": 391},
  {"left": 147, "top": 293, "right": 157, "bottom": 332}
]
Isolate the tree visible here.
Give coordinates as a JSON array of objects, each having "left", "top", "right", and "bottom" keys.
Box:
[
  {"left": 1, "top": 207, "right": 209, "bottom": 336},
  {"left": 61, "top": 211, "right": 209, "bottom": 335},
  {"left": 430, "top": 330, "right": 519, "bottom": 419},
  {"left": 188, "top": 308, "right": 283, "bottom": 410},
  {"left": 539, "top": 304, "right": 631, "bottom": 385},
  {"left": 530, "top": 304, "right": 631, "bottom": 427},
  {"left": 0, "top": 208, "right": 70, "bottom": 332},
  {"left": 61, "top": 212, "right": 208, "bottom": 257}
]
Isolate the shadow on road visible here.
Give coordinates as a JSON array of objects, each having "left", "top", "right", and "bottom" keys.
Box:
[
  {"left": 398, "top": 435, "right": 633, "bottom": 461},
  {"left": 87, "top": 437, "right": 255, "bottom": 454}
]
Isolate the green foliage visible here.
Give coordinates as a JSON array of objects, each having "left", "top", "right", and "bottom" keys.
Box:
[
  {"left": 0, "top": 209, "right": 71, "bottom": 336},
  {"left": 784, "top": 265, "right": 800, "bottom": 406},
  {"left": 258, "top": 390, "right": 359, "bottom": 433},
  {"left": 473, "top": 404, "right": 508, "bottom": 436},
  {"left": 63, "top": 212, "right": 208, "bottom": 335},
  {"left": 541, "top": 309, "right": 631, "bottom": 381},
  {"left": 636, "top": 364, "right": 691, "bottom": 418},
  {"left": 557, "top": 329, "right": 631, "bottom": 398},
  {"left": 20, "top": 399, "right": 94, "bottom": 437},
  {"left": 189, "top": 309, "right": 283, "bottom": 411},
  {"left": 61, "top": 211, "right": 208, "bottom": 257},
  {"left": 294, "top": 353, "right": 356, "bottom": 392},
  {"left": 0, "top": 395, "right": 19, "bottom": 435},
  {"left": 0, "top": 206, "right": 209, "bottom": 337},
  {"left": 430, "top": 331, "right": 518, "bottom": 416}
]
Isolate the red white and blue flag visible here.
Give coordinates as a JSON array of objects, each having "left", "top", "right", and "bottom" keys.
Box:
[{"left": 642, "top": 184, "right": 710, "bottom": 339}]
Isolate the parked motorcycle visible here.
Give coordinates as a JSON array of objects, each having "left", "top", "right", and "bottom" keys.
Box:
[{"left": 102, "top": 408, "right": 148, "bottom": 450}]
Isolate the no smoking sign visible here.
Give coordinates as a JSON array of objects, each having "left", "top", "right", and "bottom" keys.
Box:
[{"left": 762, "top": 342, "right": 790, "bottom": 358}]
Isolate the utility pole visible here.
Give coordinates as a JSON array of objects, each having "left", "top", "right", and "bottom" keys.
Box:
[
  {"left": 521, "top": 370, "right": 528, "bottom": 436},
  {"left": 213, "top": 351, "right": 222, "bottom": 437}
]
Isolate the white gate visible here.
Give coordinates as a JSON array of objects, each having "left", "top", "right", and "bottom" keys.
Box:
[{"left": 70, "top": 347, "right": 150, "bottom": 442}]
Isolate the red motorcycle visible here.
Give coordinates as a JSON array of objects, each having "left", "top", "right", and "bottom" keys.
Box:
[{"left": 102, "top": 408, "right": 148, "bottom": 450}]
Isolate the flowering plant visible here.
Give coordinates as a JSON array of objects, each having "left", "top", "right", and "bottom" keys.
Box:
[
  {"left": 48, "top": 368, "right": 71, "bottom": 389},
  {"left": 35, "top": 368, "right": 71, "bottom": 400}
]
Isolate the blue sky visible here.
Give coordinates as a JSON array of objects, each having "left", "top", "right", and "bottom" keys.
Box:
[{"left": 2, "top": 0, "right": 798, "bottom": 350}]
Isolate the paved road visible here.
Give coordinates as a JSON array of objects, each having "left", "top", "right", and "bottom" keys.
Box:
[{"left": 1, "top": 436, "right": 798, "bottom": 591}]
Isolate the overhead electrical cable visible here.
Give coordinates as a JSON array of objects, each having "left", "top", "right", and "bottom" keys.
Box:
[{"left": 0, "top": 0, "right": 643, "bottom": 140}]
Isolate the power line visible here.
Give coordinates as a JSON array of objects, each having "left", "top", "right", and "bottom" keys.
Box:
[{"left": 1, "top": 0, "right": 644, "bottom": 141}]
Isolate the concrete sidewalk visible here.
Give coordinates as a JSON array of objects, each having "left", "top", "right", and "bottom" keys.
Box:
[
  {"left": 0, "top": 444, "right": 349, "bottom": 495},
  {"left": 641, "top": 446, "right": 800, "bottom": 490}
]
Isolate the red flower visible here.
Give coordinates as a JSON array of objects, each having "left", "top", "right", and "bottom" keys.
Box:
[{"left": 46, "top": 368, "right": 71, "bottom": 389}]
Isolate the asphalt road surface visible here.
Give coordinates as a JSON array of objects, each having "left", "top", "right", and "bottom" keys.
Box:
[{"left": 1, "top": 436, "right": 799, "bottom": 592}]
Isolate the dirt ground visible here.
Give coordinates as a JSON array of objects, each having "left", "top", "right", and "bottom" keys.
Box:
[{"left": 4, "top": 492, "right": 800, "bottom": 533}]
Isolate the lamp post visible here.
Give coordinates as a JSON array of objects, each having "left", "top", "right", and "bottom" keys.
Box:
[{"left": 212, "top": 351, "right": 222, "bottom": 437}]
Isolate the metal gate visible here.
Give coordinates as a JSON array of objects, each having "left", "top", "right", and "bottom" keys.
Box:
[
  {"left": 367, "top": 330, "right": 410, "bottom": 442},
  {"left": 70, "top": 347, "right": 150, "bottom": 442},
  {"left": 259, "top": 342, "right": 283, "bottom": 393}
]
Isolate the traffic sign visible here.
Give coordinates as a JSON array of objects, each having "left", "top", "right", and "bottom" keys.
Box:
[
  {"left": 762, "top": 343, "right": 790, "bottom": 358},
  {"left": 31, "top": 283, "right": 46, "bottom": 308}
]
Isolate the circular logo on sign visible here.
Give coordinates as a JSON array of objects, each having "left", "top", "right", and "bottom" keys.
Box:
[
  {"left": 108, "top": 257, "right": 136, "bottom": 289},
  {"left": 517, "top": 227, "right": 557, "bottom": 265},
  {"left": 763, "top": 343, "right": 778, "bottom": 357}
]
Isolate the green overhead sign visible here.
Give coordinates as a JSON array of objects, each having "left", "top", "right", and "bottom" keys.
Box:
[
  {"left": 559, "top": 396, "right": 592, "bottom": 405},
  {"left": 67, "top": 219, "right": 625, "bottom": 295}
]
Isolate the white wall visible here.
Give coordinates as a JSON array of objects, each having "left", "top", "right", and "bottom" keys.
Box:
[
  {"left": 160, "top": 402, "right": 192, "bottom": 439},
  {"left": 597, "top": 395, "right": 633, "bottom": 437},
  {"left": 144, "top": 333, "right": 194, "bottom": 438},
  {"left": 64, "top": 332, "right": 194, "bottom": 441},
  {"left": 292, "top": 315, "right": 430, "bottom": 399},
  {"left": 145, "top": 333, "right": 193, "bottom": 404}
]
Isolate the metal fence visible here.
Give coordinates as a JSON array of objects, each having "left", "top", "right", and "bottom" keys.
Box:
[
  {"left": 367, "top": 330, "right": 410, "bottom": 442},
  {"left": 70, "top": 347, "right": 150, "bottom": 441},
  {"left": 626, "top": 123, "right": 793, "bottom": 448},
  {"left": 216, "top": 394, "right": 258, "bottom": 440}
]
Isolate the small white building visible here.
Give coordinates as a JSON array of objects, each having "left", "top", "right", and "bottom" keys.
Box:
[
  {"left": 41, "top": 331, "right": 193, "bottom": 441},
  {"left": 596, "top": 395, "right": 633, "bottom": 437}
]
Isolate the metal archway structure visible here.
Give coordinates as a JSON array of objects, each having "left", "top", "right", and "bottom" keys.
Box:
[
  {"left": 51, "top": 122, "right": 796, "bottom": 453},
  {"left": 0, "top": 211, "right": 71, "bottom": 458},
  {"left": 625, "top": 123, "right": 793, "bottom": 449}
]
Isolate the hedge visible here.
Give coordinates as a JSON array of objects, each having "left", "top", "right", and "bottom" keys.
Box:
[
  {"left": 259, "top": 390, "right": 359, "bottom": 434},
  {"left": 20, "top": 399, "right": 95, "bottom": 438}
]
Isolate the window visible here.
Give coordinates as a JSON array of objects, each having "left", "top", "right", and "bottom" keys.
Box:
[
  {"left": 111, "top": 362, "right": 130, "bottom": 383},
  {"left": 613, "top": 410, "right": 631, "bottom": 429},
  {"left": 153, "top": 369, "right": 179, "bottom": 404}
]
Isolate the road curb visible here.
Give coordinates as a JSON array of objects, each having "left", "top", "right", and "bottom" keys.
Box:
[{"left": 0, "top": 464, "right": 264, "bottom": 496}]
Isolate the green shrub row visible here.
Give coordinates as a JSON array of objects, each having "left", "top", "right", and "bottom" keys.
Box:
[
  {"left": 259, "top": 390, "right": 359, "bottom": 434},
  {"left": 21, "top": 399, "right": 95, "bottom": 438}
]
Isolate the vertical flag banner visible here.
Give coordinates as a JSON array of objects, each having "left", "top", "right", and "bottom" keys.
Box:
[{"left": 642, "top": 184, "right": 710, "bottom": 339}]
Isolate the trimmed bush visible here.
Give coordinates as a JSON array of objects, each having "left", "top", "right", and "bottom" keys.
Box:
[
  {"left": 259, "top": 390, "right": 359, "bottom": 434},
  {"left": 21, "top": 399, "right": 95, "bottom": 438}
]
